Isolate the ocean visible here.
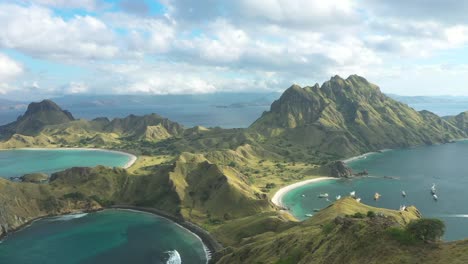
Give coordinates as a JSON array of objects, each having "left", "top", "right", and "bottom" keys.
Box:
[{"left": 282, "top": 140, "right": 468, "bottom": 241}]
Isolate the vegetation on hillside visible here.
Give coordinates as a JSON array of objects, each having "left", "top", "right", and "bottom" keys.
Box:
[{"left": 1, "top": 75, "right": 468, "bottom": 263}]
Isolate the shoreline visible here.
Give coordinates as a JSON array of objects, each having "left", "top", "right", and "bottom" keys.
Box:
[
  {"left": 1, "top": 147, "right": 138, "bottom": 169},
  {"left": 110, "top": 205, "right": 223, "bottom": 263},
  {"left": 271, "top": 177, "right": 337, "bottom": 209},
  {"left": 0, "top": 208, "right": 104, "bottom": 242},
  {"left": 341, "top": 148, "right": 393, "bottom": 164},
  {"left": 0, "top": 206, "right": 222, "bottom": 264}
]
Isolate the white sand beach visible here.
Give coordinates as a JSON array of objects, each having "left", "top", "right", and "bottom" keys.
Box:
[
  {"left": 271, "top": 177, "right": 337, "bottom": 208},
  {"left": 15, "top": 147, "right": 137, "bottom": 169}
]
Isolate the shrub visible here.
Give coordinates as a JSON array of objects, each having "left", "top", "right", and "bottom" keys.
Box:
[
  {"left": 63, "top": 192, "right": 86, "bottom": 200},
  {"left": 386, "top": 227, "right": 416, "bottom": 245},
  {"left": 322, "top": 222, "right": 335, "bottom": 234},
  {"left": 367, "top": 211, "right": 376, "bottom": 218},
  {"left": 406, "top": 218, "right": 445, "bottom": 242},
  {"left": 352, "top": 212, "right": 365, "bottom": 218}
]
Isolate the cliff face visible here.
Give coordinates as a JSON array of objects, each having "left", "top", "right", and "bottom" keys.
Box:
[
  {"left": 251, "top": 75, "right": 465, "bottom": 157},
  {"left": 446, "top": 111, "right": 468, "bottom": 134},
  {"left": 0, "top": 177, "right": 101, "bottom": 238}
]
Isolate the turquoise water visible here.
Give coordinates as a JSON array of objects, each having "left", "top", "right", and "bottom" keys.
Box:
[
  {"left": 0, "top": 149, "right": 132, "bottom": 178},
  {"left": 282, "top": 141, "right": 468, "bottom": 241},
  {"left": 0, "top": 210, "right": 208, "bottom": 264}
]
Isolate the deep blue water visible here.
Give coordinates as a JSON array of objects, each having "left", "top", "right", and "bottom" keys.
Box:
[
  {"left": 0, "top": 210, "right": 208, "bottom": 264},
  {"left": 282, "top": 141, "right": 468, "bottom": 241}
]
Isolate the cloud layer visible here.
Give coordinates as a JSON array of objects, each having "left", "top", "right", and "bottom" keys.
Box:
[{"left": 1, "top": 0, "right": 468, "bottom": 99}]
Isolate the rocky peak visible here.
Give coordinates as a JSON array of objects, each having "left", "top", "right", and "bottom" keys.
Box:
[
  {"left": 0, "top": 99, "right": 75, "bottom": 137},
  {"left": 21, "top": 99, "right": 74, "bottom": 122},
  {"left": 24, "top": 100, "right": 72, "bottom": 118}
]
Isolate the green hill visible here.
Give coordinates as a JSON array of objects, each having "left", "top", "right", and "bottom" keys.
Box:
[
  {"left": 251, "top": 75, "right": 465, "bottom": 158},
  {"left": 215, "top": 198, "right": 468, "bottom": 264},
  {"left": 0, "top": 100, "right": 74, "bottom": 138},
  {"left": 2, "top": 76, "right": 468, "bottom": 263}
]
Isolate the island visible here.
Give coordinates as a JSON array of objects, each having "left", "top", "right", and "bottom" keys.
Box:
[{"left": 1, "top": 75, "right": 468, "bottom": 263}]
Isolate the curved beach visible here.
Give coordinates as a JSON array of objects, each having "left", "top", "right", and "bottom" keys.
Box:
[
  {"left": 110, "top": 205, "right": 224, "bottom": 263},
  {"left": 16, "top": 147, "right": 137, "bottom": 169},
  {"left": 271, "top": 177, "right": 337, "bottom": 208}
]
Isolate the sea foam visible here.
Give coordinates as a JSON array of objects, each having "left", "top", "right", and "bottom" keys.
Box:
[
  {"left": 166, "top": 250, "right": 182, "bottom": 264},
  {"left": 47, "top": 213, "right": 88, "bottom": 221}
]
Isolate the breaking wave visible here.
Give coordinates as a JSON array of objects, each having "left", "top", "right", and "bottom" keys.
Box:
[{"left": 166, "top": 250, "right": 182, "bottom": 264}]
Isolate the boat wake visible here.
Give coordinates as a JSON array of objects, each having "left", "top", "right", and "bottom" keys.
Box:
[
  {"left": 166, "top": 250, "right": 182, "bottom": 264},
  {"left": 438, "top": 214, "right": 468, "bottom": 218},
  {"left": 48, "top": 213, "right": 88, "bottom": 221}
]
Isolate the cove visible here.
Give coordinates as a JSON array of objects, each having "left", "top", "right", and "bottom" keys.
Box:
[
  {"left": 0, "top": 210, "right": 208, "bottom": 264},
  {"left": 0, "top": 149, "right": 135, "bottom": 178},
  {"left": 281, "top": 140, "right": 468, "bottom": 241}
]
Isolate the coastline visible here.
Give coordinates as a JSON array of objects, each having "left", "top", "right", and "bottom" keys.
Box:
[
  {"left": 0, "top": 206, "right": 222, "bottom": 264},
  {"left": 271, "top": 177, "right": 337, "bottom": 209},
  {"left": 1, "top": 147, "right": 138, "bottom": 169},
  {"left": 109, "top": 205, "right": 223, "bottom": 264},
  {"left": 341, "top": 148, "right": 392, "bottom": 164},
  {"left": 0, "top": 208, "right": 104, "bottom": 242}
]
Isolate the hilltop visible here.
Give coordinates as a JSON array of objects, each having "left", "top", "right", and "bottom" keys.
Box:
[
  {"left": 251, "top": 75, "right": 464, "bottom": 159},
  {"left": 0, "top": 100, "right": 74, "bottom": 138},
  {"left": 1, "top": 75, "right": 468, "bottom": 263}
]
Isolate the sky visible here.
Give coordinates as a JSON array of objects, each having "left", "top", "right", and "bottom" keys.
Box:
[{"left": 1, "top": 0, "right": 468, "bottom": 100}]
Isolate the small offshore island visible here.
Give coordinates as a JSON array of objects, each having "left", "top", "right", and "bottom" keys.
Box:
[{"left": 2, "top": 75, "right": 468, "bottom": 263}]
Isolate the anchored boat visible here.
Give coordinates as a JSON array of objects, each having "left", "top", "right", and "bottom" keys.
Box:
[{"left": 318, "top": 193, "right": 329, "bottom": 198}]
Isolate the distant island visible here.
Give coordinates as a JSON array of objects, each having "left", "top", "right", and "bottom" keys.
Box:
[{"left": 1, "top": 75, "right": 468, "bottom": 263}]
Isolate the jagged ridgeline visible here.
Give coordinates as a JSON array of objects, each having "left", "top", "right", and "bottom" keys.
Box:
[
  {"left": 0, "top": 100, "right": 184, "bottom": 147},
  {"left": 250, "top": 75, "right": 465, "bottom": 157},
  {"left": 2, "top": 76, "right": 468, "bottom": 263}
]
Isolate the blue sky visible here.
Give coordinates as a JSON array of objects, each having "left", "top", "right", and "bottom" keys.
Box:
[{"left": 1, "top": 0, "right": 468, "bottom": 100}]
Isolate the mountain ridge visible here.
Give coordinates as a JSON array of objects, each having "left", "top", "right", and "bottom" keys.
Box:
[{"left": 250, "top": 75, "right": 466, "bottom": 158}]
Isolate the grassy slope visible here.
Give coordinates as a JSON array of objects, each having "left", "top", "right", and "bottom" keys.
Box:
[
  {"left": 216, "top": 198, "right": 462, "bottom": 264},
  {"left": 2, "top": 77, "right": 468, "bottom": 262},
  {"left": 250, "top": 75, "right": 465, "bottom": 162}
]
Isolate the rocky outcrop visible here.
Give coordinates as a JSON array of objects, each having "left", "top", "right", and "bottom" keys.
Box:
[
  {"left": 328, "top": 161, "right": 353, "bottom": 178},
  {"left": 20, "top": 173, "right": 49, "bottom": 183},
  {"left": 0, "top": 100, "right": 75, "bottom": 138}
]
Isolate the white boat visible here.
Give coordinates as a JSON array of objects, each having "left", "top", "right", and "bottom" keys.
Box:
[
  {"left": 402, "top": 191, "right": 407, "bottom": 197},
  {"left": 305, "top": 214, "right": 313, "bottom": 217},
  {"left": 356, "top": 198, "right": 361, "bottom": 203},
  {"left": 318, "top": 193, "right": 329, "bottom": 198},
  {"left": 374, "top": 192, "right": 381, "bottom": 201},
  {"left": 431, "top": 184, "right": 436, "bottom": 194},
  {"left": 336, "top": 195, "right": 341, "bottom": 200},
  {"left": 433, "top": 194, "right": 438, "bottom": 201},
  {"left": 350, "top": 191, "right": 356, "bottom": 197},
  {"left": 301, "top": 194, "right": 305, "bottom": 197}
]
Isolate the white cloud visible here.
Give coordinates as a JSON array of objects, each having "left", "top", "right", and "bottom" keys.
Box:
[
  {"left": 0, "top": 53, "right": 23, "bottom": 94},
  {"left": 0, "top": 53, "right": 23, "bottom": 81},
  {"left": 63, "top": 82, "right": 89, "bottom": 94},
  {"left": 0, "top": 4, "right": 118, "bottom": 61},
  {"left": 26, "top": 0, "right": 102, "bottom": 11},
  {"left": 103, "top": 12, "right": 175, "bottom": 56},
  {"left": 2, "top": 1, "right": 468, "bottom": 98},
  {"left": 235, "top": 0, "right": 357, "bottom": 27}
]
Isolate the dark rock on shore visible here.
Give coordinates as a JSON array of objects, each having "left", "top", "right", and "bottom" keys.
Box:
[
  {"left": 328, "top": 161, "right": 353, "bottom": 178},
  {"left": 20, "top": 173, "right": 49, "bottom": 183}
]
